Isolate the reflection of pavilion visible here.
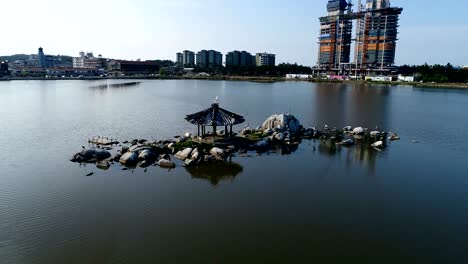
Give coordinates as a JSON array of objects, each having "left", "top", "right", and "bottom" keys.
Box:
[{"left": 185, "top": 161, "right": 243, "bottom": 186}]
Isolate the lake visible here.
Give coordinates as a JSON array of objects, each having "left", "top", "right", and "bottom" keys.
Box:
[{"left": 1, "top": 80, "right": 468, "bottom": 263}]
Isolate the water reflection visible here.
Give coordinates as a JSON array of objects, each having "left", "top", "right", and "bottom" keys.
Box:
[
  {"left": 271, "top": 142, "right": 300, "bottom": 155},
  {"left": 313, "top": 83, "right": 390, "bottom": 129},
  {"left": 185, "top": 161, "right": 243, "bottom": 186},
  {"left": 89, "top": 82, "right": 141, "bottom": 89},
  {"left": 315, "top": 139, "right": 381, "bottom": 174}
]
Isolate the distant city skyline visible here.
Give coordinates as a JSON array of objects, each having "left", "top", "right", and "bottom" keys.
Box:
[{"left": 2, "top": 0, "right": 467, "bottom": 66}]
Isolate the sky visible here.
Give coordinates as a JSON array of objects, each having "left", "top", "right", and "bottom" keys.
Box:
[{"left": 1, "top": 0, "right": 467, "bottom": 66}]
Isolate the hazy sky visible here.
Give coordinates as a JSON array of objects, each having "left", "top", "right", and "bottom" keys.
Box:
[{"left": 2, "top": 0, "right": 467, "bottom": 66}]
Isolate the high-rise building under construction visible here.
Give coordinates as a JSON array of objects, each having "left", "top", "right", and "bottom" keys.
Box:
[
  {"left": 318, "top": 0, "right": 353, "bottom": 68},
  {"left": 317, "top": 0, "right": 403, "bottom": 75}
]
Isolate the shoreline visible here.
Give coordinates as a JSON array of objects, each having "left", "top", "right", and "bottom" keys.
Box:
[{"left": 1, "top": 75, "right": 468, "bottom": 89}]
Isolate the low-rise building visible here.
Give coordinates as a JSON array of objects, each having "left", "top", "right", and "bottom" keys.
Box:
[
  {"left": 46, "top": 67, "right": 104, "bottom": 77},
  {"left": 9, "top": 67, "right": 47, "bottom": 77},
  {"left": 365, "top": 76, "right": 393, "bottom": 82},
  {"left": 107, "top": 60, "right": 160, "bottom": 75},
  {"left": 8, "top": 66, "right": 102, "bottom": 77},
  {"left": 256, "top": 52, "right": 276, "bottom": 66},
  {"left": 73, "top": 52, "right": 106, "bottom": 69},
  {"left": 286, "top": 74, "right": 312, "bottom": 79},
  {"left": 398, "top": 75, "right": 415, "bottom": 82}
]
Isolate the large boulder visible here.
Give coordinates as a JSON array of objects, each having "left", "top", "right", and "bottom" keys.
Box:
[
  {"left": 353, "top": 127, "right": 364, "bottom": 135},
  {"left": 158, "top": 159, "right": 176, "bottom": 168},
  {"left": 71, "top": 148, "right": 111, "bottom": 163},
  {"left": 119, "top": 152, "right": 138, "bottom": 166},
  {"left": 261, "top": 114, "right": 301, "bottom": 134},
  {"left": 128, "top": 144, "right": 141, "bottom": 153},
  {"left": 371, "top": 141, "right": 384, "bottom": 148},
  {"left": 209, "top": 147, "right": 224, "bottom": 158},
  {"left": 175, "top": 148, "right": 193, "bottom": 160},
  {"left": 191, "top": 149, "right": 200, "bottom": 161},
  {"left": 274, "top": 132, "right": 285, "bottom": 141},
  {"left": 138, "top": 149, "right": 156, "bottom": 161}
]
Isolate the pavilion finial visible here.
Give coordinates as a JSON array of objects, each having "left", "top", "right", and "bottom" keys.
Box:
[{"left": 213, "top": 96, "right": 219, "bottom": 104}]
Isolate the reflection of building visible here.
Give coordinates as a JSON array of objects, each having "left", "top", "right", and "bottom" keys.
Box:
[
  {"left": 226, "top": 51, "right": 256, "bottom": 67},
  {"left": 312, "top": 82, "right": 389, "bottom": 131},
  {"left": 107, "top": 60, "right": 160, "bottom": 75},
  {"left": 196, "top": 50, "right": 223, "bottom": 68},
  {"left": 256, "top": 52, "right": 276, "bottom": 66}
]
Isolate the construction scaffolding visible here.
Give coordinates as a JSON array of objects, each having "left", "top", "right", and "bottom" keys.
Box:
[{"left": 317, "top": 0, "right": 403, "bottom": 76}]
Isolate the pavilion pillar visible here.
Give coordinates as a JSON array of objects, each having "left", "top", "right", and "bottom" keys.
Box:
[
  {"left": 198, "top": 125, "right": 200, "bottom": 137},
  {"left": 225, "top": 125, "right": 228, "bottom": 138},
  {"left": 213, "top": 125, "right": 217, "bottom": 138},
  {"left": 230, "top": 125, "right": 233, "bottom": 137}
]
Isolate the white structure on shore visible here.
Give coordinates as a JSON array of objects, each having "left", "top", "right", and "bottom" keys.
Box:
[
  {"left": 286, "top": 74, "right": 312, "bottom": 79},
  {"left": 398, "top": 75, "right": 415, "bottom": 82}
]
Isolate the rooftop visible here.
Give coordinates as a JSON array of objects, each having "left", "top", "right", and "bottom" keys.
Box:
[{"left": 185, "top": 102, "right": 245, "bottom": 127}]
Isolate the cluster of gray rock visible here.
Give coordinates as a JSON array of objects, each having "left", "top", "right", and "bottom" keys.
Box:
[
  {"left": 71, "top": 139, "right": 176, "bottom": 170},
  {"left": 71, "top": 134, "right": 234, "bottom": 170},
  {"left": 70, "top": 113, "right": 401, "bottom": 173},
  {"left": 240, "top": 114, "right": 401, "bottom": 151},
  {"left": 174, "top": 146, "right": 228, "bottom": 166},
  {"left": 117, "top": 144, "right": 175, "bottom": 168},
  {"left": 241, "top": 114, "right": 303, "bottom": 144},
  {"left": 70, "top": 148, "right": 111, "bottom": 163}
]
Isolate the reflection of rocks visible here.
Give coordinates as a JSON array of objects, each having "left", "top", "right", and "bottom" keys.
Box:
[
  {"left": 175, "top": 148, "right": 193, "bottom": 160},
  {"left": 96, "top": 160, "right": 110, "bottom": 170},
  {"left": 185, "top": 161, "right": 243, "bottom": 186}
]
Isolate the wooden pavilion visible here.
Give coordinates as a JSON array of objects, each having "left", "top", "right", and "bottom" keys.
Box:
[{"left": 185, "top": 102, "right": 245, "bottom": 138}]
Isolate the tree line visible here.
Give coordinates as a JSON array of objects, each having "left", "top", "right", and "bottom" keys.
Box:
[
  {"left": 398, "top": 64, "right": 468, "bottom": 83},
  {"left": 191, "top": 63, "right": 312, "bottom": 76}
]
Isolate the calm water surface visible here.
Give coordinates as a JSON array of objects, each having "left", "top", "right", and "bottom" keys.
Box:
[{"left": 0, "top": 80, "right": 468, "bottom": 263}]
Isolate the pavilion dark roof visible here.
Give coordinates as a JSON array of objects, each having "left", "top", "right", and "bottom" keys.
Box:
[{"left": 185, "top": 103, "right": 245, "bottom": 126}]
